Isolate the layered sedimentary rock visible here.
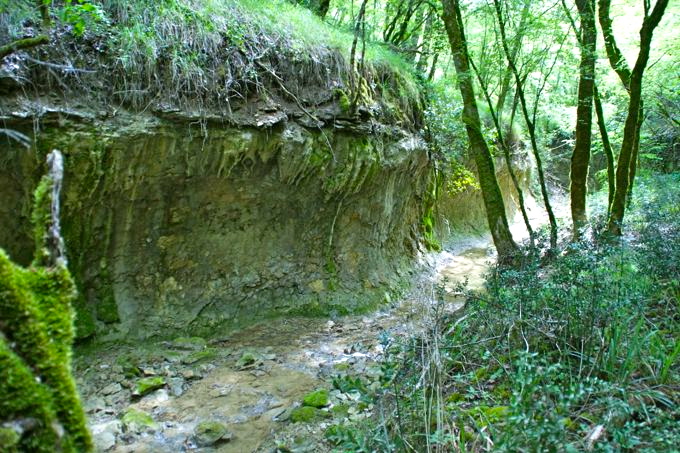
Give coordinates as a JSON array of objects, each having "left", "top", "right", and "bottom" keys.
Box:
[{"left": 0, "top": 106, "right": 431, "bottom": 338}]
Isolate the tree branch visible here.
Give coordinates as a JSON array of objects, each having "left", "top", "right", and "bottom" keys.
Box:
[{"left": 0, "top": 35, "right": 49, "bottom": 60}]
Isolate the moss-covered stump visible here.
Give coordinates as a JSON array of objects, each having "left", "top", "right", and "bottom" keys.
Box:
[
  {"left": 0, "top": 152, "right": 92, "bottom": 452},
  {"left": 0, "top": 251, "right": 92, "bottom": 451}
]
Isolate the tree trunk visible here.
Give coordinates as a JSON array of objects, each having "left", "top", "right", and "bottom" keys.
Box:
[
  {"left": 38, "top": 0, "right": 51, "bottom": 27},
  {"left": 441, "top": 0, "right": 518, "bottom": 260},
  {"left": 427, "top": 52, "right": 439, "bottom": 81},
  {"left": 605, "top": 0, "right": 669, "bottom": 235},
  {"left": 570, "top": 0, "right": 597, "bottom": 239},
  {"left": 593, "top": 85, "right": 616, "bottom": 214},
  {"left": 493, "top": 0, "right": 558, "bottom": 249}
]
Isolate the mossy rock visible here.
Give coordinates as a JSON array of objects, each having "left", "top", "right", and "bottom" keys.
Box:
[
  {"left": 73, "top": 295, "right": 96, "bottom": 340},
  {"left": 235, "top": 352, "right": 258, "bottom": 369},
  {"left": 290, "top": 406, "right": 331, "bottom": 423},
  {"left": 302, "top": 389, "right": 329, "bottom": 408},
  {"left": 192, "top": 421, "right": 232, "bottom": 447},
  {"left": 169, "top": 337, "right": 206, "bottom": 351},
  {"left": 182, "top": 348, "right": 218, "bottom": 365},
  {"left": 133, "top": 376, "right": 166, "bottom": 396},
  {"left": 121, "top": 408, "right": 158, "bottom": 433}
]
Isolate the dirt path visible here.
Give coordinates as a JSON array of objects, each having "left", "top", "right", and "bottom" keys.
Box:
[{"left": 74, "top": 236, "right": 497, "bottom": 452}]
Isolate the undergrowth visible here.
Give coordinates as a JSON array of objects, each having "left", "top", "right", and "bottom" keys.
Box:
[{"left": 325, "top": 173, "right": 680, "bottom": 452}]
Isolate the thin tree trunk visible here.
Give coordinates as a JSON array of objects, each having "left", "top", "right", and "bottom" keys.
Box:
[
  {"left": 427, "top": 52, "right": 439, "bottom": 81},
  {"left": 570, "top": 0, "right": 597, "bottom": 239},
  {"left": 493, "top": 0, "right": 558, "bottom": 249},
  {"left": 563, "top": 0, "right": 615, "bottom": 216},
  {"left": 441, "top": 0, "right": 518, "bottom": 260},
  {"left": 349, "top": 0, "right": 369, "bottom": 112},
  {"left": 38, "top": 0, "right": 51, "bottom": 27},
  {"left": 495, "top": 0, "right": 531, "bottom": 118},
  {"left": 627, "top": 102, "right": 644, "bottom": 205},
  {"left": 593, "top": 85, "right": 616, "bottom": 213},
  {"left": 598, "top": 0, "right": 650, "bottom": 214},
  {"left": 416, "top": 12, "right": 434, "bottom": 73},
  {"left": 469, "top": 57, "right": 535, "bottom": 245},
  {"left": 605, "top": 0, "right": 669, "bottom": 235}
]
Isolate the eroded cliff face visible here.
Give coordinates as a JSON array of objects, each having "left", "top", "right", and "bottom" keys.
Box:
[
  {"left": 436, "top": 155, "right": 533, "bottom": 242},
  {"left": 0, "top": 109, "right": 431, "bottom": 339}
]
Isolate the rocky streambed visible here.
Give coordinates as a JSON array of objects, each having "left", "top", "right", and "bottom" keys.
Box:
[{"left": 75, "top": 242, "right": 495, "bottom": 452}]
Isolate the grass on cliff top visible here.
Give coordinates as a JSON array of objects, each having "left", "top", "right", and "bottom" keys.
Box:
[{"left": 3, "top": 0, "right": 420, "bottom": 115}]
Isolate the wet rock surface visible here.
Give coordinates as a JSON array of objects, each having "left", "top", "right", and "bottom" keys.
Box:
[{"left": 74, "top": 243, "right": 492, "bottom": 452}]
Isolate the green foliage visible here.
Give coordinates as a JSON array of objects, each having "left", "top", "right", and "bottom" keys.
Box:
[
  {"left": 57, "top": 0, "right": 108, "bottom": 36},
  {"left": 445, "top": 160, "right": 479, "bottom": 195},
  {"left": 342, "top": 174, "right": 679, "bottom": 452}
]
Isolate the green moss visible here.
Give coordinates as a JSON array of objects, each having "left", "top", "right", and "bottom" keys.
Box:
[
  {"left": 72, "top": 293, "right": 96, "bottom": 340},
  {"left": 290, "top": 406, "right": 330, "bottom": 423},
  {"left": 337, "top": 89, "right": 351, "bottom": 112},
  {"left": 0, "top": 426, "right": 20, "bottom": 450},
  {"left": 121, "top": 408, "right": 158, "bottom": 433},
  {"left": 30, "top": 175, "right": 52, "bottom": 267},
  {"left": 182, "top": 347, "right": 218, "bottom": 365},
  {"left": 236, "top": 351, "right": 258, "bottom": 369},
  {"left": 0, "top": 263, "right": 92, "bottom": 450},
  {"left": 302, "top": 389, "right": 330, "bottom": 408},
  {"left": 333, "top": 362, "right": 351, "bottom": 372},
  {"left": 0, "top": 164, "right": 93, "bottom": 451},
  {"left": 114, "top": 353, "right": 143, "bottom": 377},
  {"left": 446, "top": 392, "right": 465, "bottom": 404},
  {"left": 491, "top": 383, "right": 511, "bottom": 400},
  {"left": 133, "top": 376, "right": 166, "bottom": 396}
]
